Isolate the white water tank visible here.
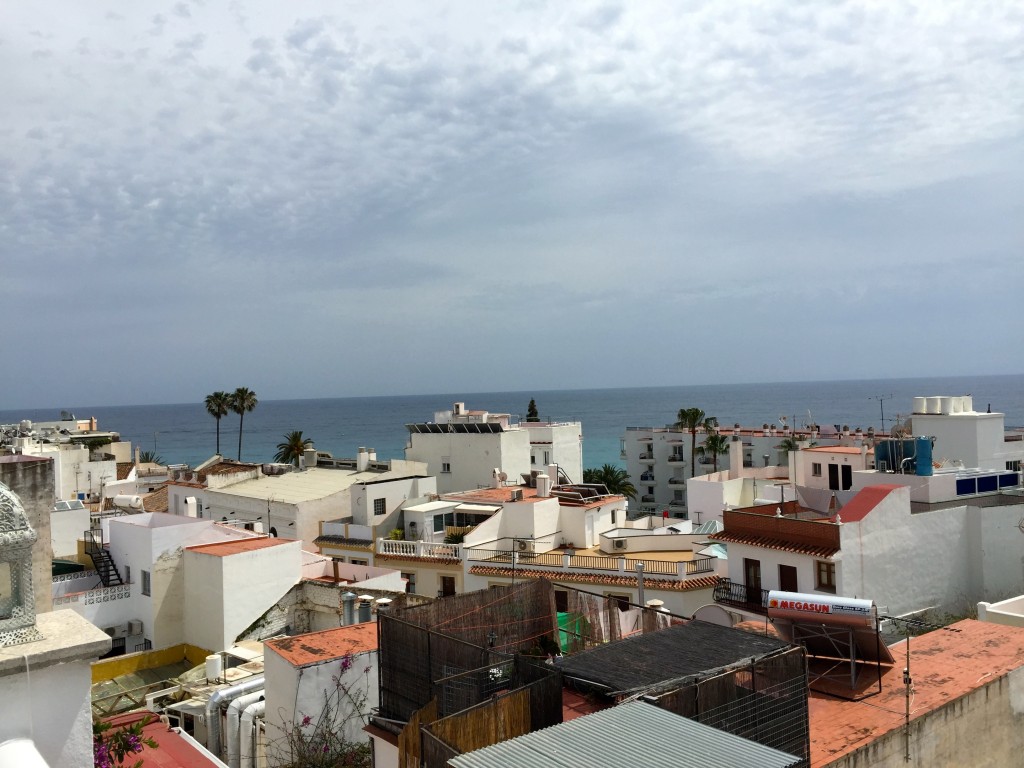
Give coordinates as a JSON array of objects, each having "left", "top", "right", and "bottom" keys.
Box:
[
  {"left": 113, "top": 495, "right": 143, "bottom": 510},
  {"left": 206, "top": 653, "right": 223, "bottom": 683},
  {"left": 912, "top": 397, "right": 927, "bottom": 414},
  {"left": 951, "top": 396, "right": 963, "bottom": 413},
  {"left": 962, "top": 395, "right": 974, "bottom": 412},
  {"left": 926, "top": 396, "right": 942, "bottom": 414},
  {"left": 938, "top": 396, "right": 953, "bottom": 414},
  {"left": 0, "top": 738, "right": 49, "bottom": 768},
  {"left": 536, "top": 473, "right": 551, "bottom": 497}
]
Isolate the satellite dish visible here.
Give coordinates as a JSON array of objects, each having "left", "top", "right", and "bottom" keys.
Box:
[{"left": 498, "top": 471, "right": 508, "bottom": 482}]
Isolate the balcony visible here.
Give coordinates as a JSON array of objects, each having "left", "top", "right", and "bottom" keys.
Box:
[
  {"left": 638, "top": 453, "right": 655, "bottom": 462},
  {"left": 467, "top": 548, "right": 717, "bottom": 579},
  {"left": 712, "top": 578, "right": 769, "bottom": 615},
  {"left": 667, "top": 454, "right": 686, "bottom": 464},
  {"left": 376, "top": 539, "right": 462, "bottom": 560},
  {"left": 667, "top": 477, "right": 686, "bottom": 485},
  {"left": 641, "top": 494, "right": 656, "bottom": 503},
  {"left": 640, "top": 473, "right": 656, "bottom": 483}
]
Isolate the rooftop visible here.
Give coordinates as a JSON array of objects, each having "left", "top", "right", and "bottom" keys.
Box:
[
  {"left": 102, "top": 711, "right": 223, "bottom": 768},
  {"left": 809, "top": 619, "right": 1024, "bottom": 766},
  {"left": 186, "top": 537, "right": 293, "bottom": 557},
  {"left": 265, "top": 622, "right": 378, "bottom": 668},
  {"left": 468, "top": 566, "right": 719, "bottom": 592},
  {"left": 207, "top": 466, "right": 381, "bottom": 503},
  {"left": 804, "top": 446, "right": 865, "bottom": 454},
  {"left": 449, "top": 699, "right": 803, "bottom": 768},
  {"left": 556, "top": 620, "right": 790, "bottom": 695}
]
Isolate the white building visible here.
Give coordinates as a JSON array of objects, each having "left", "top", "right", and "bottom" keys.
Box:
[
  {"left": 184, "top": 537, "right": 303, "bottom": 653},
  {"left": 622, "top": 421, "right": 843, "bottom": 518},
  {"left": 405, "top": 402, "right": 583, "bottom": 493},
  {"left": 167, "top": 455, "right": 435, "bottom": 551},
  {"left": 264, "top": 622, "right": 379, "bottom": 767}
]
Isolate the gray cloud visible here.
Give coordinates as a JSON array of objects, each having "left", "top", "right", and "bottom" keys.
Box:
[{"left": 1, "top": 1, "right": 1022, "bottom": 407}]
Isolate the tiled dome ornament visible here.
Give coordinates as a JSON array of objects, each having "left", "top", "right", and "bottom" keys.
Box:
[{"left": 0, "top": 482, "right": 44, "bottom": 646}]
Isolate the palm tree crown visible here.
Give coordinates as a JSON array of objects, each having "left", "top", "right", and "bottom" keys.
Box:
[
  {"left": 229, "top": 387, "right": 258, "bottom": 461},
  {"left": 676, "top": 407, "right": 718, "bottom": 478},
  {"left": 697, "top": 430, "right": 731, "bottom": 473},
  {"left": 582, "top": 464, "right": 637, "bottom": 500},
  {"left": 205, "top": 391, "right": 231, "bottom": 456},
  {"left": 275, "top": 431, "right": 313, "bottom": 467}
]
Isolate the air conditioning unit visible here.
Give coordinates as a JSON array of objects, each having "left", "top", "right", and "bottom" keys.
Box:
[
  {"left": 613, "top": 539, "right": 627, "bottom": 550},
  {"left": 516, "top": 540, "right": 534, "bottom": 553},
  {"left": 510, "top": 489, "right": 523, "bottom": 502},
  {"left": 104, "top": 624, "right": 130, "bottom": 639},
  {"left": 128, "top": 619, "right": 144, "bottom": 636}
]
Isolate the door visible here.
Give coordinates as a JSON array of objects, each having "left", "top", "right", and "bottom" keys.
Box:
[
  {"left": 743, "top": 558, "right": 762, "bottom": 605},
  {"left": 440, "top": 575, "right": 456, "bottom": 597},
  {"left": 585, "top": 514, "right": 596, "bottom": 548},
  {"left": 779, "top": 564, "right": 798, "bottom": 592},
  {"left": 841, "top": 464, "right": 853, "bottom": 490},
  {"left": 828, "top": 463, "right": 840, "bottom": 491}
]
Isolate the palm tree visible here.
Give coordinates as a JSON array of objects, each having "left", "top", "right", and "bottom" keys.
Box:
[
  {"left": 697, "top": 430, "right": 730, "bottom": 473},
  {"left": 229, "top": 387, "right": 258, "bottom": 461},
  {"left": 138, "top": 450, "right": 165, "bottom": 465},
  {"left": 205, "top": 391, "right": 231, "bottom": 456},
  {"left": 274, "top": 431, "right": 313, "bottom": 466},
  {"left": 676, "top": 408, "right": 718, "bottom": 478},
  {"left": 583, "top": 464, "right": 637, "bottom": 499}
]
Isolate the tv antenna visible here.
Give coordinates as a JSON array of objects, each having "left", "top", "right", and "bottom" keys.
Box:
[{"left": 870, "top": 394, "right": 895, "bottom": 431}]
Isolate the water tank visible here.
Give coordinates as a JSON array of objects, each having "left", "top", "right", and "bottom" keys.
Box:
[
  {"left": 113, "top": 495, "right": 143, "bottom": 510},
  {"left": 926, "top": 396, "right": 942, "bottom": 414},
  {"left": 938, "top": 396, "right": 953, "bottom": 414},
  {"left": 18, "top": 420, "right": 32, "bottom": 432},
  {"left": 767, "top": 591, "right": 875, "bottom": 628},
  {"left": 206, "top": 654, "right": 223, "bottom": 683},
  {"left": 962, "top": 395, "right": 974, "bottom": 412},
  {"left": 951, "top": 397, "right": 963, "bottom": 413},
  {"left": 0, "top": 738, "right": 49, "bottom": 768},
  {"left": 912, "top": 397, "right": 927, "bottom": 414},
  {"left": 915, "top": 436, "right": 933, "bottom": 476}
]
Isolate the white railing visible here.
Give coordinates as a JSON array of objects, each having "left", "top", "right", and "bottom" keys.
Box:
[
  {"left": 376, "top": 539, "right": 463, "bottom": 560},
  {"left": 53, "top": 582, "right": 131, "bottom": 607},
  {"left": 465, "top": 548, "right": 719, "bottom": 579}
]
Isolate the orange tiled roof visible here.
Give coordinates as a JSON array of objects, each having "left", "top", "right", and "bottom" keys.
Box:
[
  {"left": 142, "top": 486, "right": 168, "bottom": 513},
  {"left": 116, "top": 462, "right": 134, "bottom": 480},
  {"left": 810, "top": 619, "right": 1024, "bottom": 766},
  {"left": 468, "top": 565, "right": 719, "bottom": 592},
  {"left": 832, "top": 484, "right": 902, "bottom": 523},
  {"left": 186, "top": 537, "right": 292, "bottom": 557},
  {"left": 710, "top": 531, "right": 839, "bottom": 558},
  {"left": 265, "top": 622, "right": 378, "bottom": 668}
]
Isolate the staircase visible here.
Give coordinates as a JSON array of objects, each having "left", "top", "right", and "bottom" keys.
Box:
[{"left": 84, "top": 529, "right": 124, "bottom": 587}]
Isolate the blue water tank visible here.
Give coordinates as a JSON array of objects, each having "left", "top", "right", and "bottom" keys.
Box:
[{"left": 915, "top": 436, "right": 933, "bottom": 476}]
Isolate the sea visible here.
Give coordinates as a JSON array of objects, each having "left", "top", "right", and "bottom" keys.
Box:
[{"left": 2, "top": 375, "right": 1022, "bottom": 470}]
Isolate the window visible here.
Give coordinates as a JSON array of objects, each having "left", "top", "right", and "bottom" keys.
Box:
[
  {"left": 606, "top": 592, "right": 631, "bottom": 612},
  {"left": 401, "top": 572, "right": 416, "bottom": 594},
  {"left": 433, "top": 515, "right": 444, "bottom": 533},
  {"left": 543, "top": 451, "right": 550, "bottom": 465},
  {"left": 611, "top": 509, "right": 617, "bottom": 526},
  {"left": 350, "top": 558, "right": 368, "bottom": 566},
  {"left": 815, "top": 560, "right": 836, "bottom": 593},
  {"left": 373, "top": 498, "right": 386, "bottom": 516},
  {"left": 812, "top": 462, "right": 822, "bottom": 477},
  {"left": 441, "top": 460, "right": 451, "bottom": 474},
  {"left": 1008, "top": 460, "right": 1022, "bottom": 473},
  {"left": 673, "top": 490, "right": 684, "bottom": 501},
  {"left": 647, "top": 486, "right": 654, "bottom": 495},
  {"left": 141, "top": 570, "right": 151, "bottom": 597},
  {"left": 779, "top": 564, "right": 798, "bottom": 592}
]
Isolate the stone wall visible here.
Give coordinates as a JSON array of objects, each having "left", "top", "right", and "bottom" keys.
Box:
[{"left": 0, "top": 456, "right": 55, "bottom": 614}]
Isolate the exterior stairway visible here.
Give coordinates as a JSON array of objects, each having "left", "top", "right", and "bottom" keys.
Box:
[{"left": 84, "top": 529, "right": 124, "bottom": 587}]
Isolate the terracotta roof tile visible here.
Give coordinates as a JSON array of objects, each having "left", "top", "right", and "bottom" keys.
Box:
[
  {"left": 710, "top": 531, "right": 839, "bottom": 558},
  {"left": 376, "top": 553, "right": 462, "bottom": 565},
  {"left": 266, "top": 622, "right": 378, "bottom": 668},
  {"left": 809, "top": 619, "right": 1024, "bottom": 766},
  {"left": 186, "top": 537, "right": 292, "bottom": 557},
  {"left": 832, "top": 484, "right": 902, "bottom": 523},
  {"left": 142, "top": 486, "right": 168, "bottom": 513},
  {"left": 116, "top": 462, "right": 134, "bottom": 480},
  {"left": 468, "top": 565, "right": 719, "bottom": 592}
]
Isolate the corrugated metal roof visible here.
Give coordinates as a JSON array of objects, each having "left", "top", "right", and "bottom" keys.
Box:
[{"left": 449, "top": 700, "right": 802, "bottom": 768}]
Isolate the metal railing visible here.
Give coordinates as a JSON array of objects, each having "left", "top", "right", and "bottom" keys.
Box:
[
  {"left": 667, "top": 454, "right": 686, "bottom": 463},
  {"left": 712, "top": 578, "right": 769, "bottom": 614},
  {"left": 467, "top": 549, "right": 717, "bottom": 579}
]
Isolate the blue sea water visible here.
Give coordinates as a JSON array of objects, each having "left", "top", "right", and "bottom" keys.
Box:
[{"left": 2, "top": 375, "right": 1022, "bottom": 470}]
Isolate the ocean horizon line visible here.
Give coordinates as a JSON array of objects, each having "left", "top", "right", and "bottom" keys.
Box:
[{"left": 5, "top": 371, "right": 1023, "bottom": 415}]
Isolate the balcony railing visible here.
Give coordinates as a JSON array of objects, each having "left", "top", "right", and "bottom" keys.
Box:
[
  {"left": 640, "top": 473, "right": 656, "bottom": 482},
  {"left": 467, "top": 548, "right": 717, "bottom": 579},
  {"left": 376, "top": 539, "right": 462, "bottom": 560},
  {"left": 667, "top": 477, "right": 686, "bottom": 485},
  {"left": 712, "top": 578, "right": 769, "bottom": 615},
  {"left": 638, "top": 453, "right": 655, "bottom": 461},
  {"left": 641, "top": 495, "right": 656, "bottom": 503},
  {"left": 667, "top": 454, "right": 686, "bottom": 464}
]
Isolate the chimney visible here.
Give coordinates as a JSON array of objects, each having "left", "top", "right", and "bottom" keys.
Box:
[
  {"left": 134, "top": 445, "right": 141, "bottom": 465},
  {"left": 368, "top": 448, "right": 377, "bottom": 462},
  {"left": 536, "top": 473, "right": 552, "bottom": 497},
  {"left": 729, "top": 436, "right": 743, "bottom": 480},
  {"left": 303, "top": 448, "right": 318, "bottom": 469},
  {"left": 341, "top": 592, "right": 357, "bottom": 626},
  {"left": 357, "top": 447, "right": 368, "bottom": 472}
]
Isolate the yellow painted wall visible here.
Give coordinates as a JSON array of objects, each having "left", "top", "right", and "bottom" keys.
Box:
[{"left": 91, "top": 642, "right": 211, "bottom": 683}]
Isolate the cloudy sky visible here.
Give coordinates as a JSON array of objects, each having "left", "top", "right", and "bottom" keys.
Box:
[{"left": 2, "top": 1, "right": 1022, "bottom": 408}]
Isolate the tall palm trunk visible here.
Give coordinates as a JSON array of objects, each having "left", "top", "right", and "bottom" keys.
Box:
[
  {"left": 237, "top": 411, "right": 245, "bottom": 460},
  {"left": 215, "top": 417, "right": 221, "bottom": 456}
]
